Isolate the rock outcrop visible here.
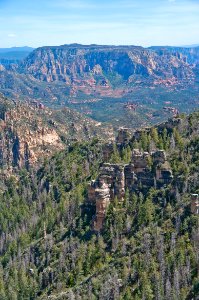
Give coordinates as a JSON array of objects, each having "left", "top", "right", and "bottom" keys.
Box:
[
  {"left": 88, "top": 163, "right": 125, "bottom": 231},
  {"left": 0, "top": 101, "right": 64, "bottom": 173},
  {"left": 116, "top": 128, "right": 131, "bottom": 146},
  {"left": 92, "top": 183, "right": 111, "bottom": 232},
  {"left": 88, "top": 149, "right": 173, "bottom": 231},
  {"left": 0, "top": 94, "right": 114, "bottom": 175},
  {"left": 191, "top": 194, "right": 199, "bottom": 214}
]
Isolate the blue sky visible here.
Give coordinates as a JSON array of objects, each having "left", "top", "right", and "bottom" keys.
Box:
[{"left": 0, "top": 0, "right": 198, "bottom": 47}]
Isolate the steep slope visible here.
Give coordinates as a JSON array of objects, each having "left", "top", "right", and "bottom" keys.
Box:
[
  {"left": 18, "top": 44, "right": 195, "bottom": 91},
  {"left": 0, "top": 94, "right": 113, "bottom": 174},
  {"left": 0, "top": 44, "right": 199, "bottom": 129},
  {"left": 0, "top": 68, "right": 71, "bottom": 102},
  {"left": 0, "top": 112, "right": 198, "bottom": 299},
  {"left": 149, "top": 46, "right": 199, "bottom": 65},
  {"left": 19, "top": 44, "right": 194, "bottom": 82}
]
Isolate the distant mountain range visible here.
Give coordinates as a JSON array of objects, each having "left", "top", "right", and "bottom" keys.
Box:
[
  {"left": 183, "top": 44, "right": 199, "bottom": 48},
  {"left": 0, "top": 46, "right": 34, "bottom": 53},
  {"left": 0, "top": 46, "right": 34, "bottom": 63}
]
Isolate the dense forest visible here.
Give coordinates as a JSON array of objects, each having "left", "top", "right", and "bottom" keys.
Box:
[{"left": 0, "top": 111, "right": 198, "bottom": 299}]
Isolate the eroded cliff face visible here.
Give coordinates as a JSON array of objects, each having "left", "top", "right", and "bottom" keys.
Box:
[
  {"left": 88, "top": 125, "right": 175, "bottom": 231},
  {"left": 0, "top": 45, "right": 198, "bottom": 129},
  {"left": 16, "top": 44, "right": 196, "bottom": 97},
  {"left": 20, "top": 45, "right": 195, "bottom": 82},
  {"left": 149, "top": 46, "right": 199, "bottom": 65},
  {"left": 0, "top": 95, "right": 114, "bottom": 175},
  {"left": 0, "top": 102, "right": 64, "bottom": 173},
  {"left": 88, "top": 148, "right": 173, "bottom": 231}
]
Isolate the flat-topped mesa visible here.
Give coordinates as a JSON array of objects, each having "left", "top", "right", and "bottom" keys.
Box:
[{"left": 191, "top": 194, "right": 199, "bottom": 214}]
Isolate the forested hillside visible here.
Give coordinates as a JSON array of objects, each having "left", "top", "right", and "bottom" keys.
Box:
[{"left": 0, "top": 112, "right": 198, "bottom": 299}]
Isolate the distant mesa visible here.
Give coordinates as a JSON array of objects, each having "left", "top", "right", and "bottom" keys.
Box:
[{"left": 0, "top": 43, "right": 199, "bottom": 129}]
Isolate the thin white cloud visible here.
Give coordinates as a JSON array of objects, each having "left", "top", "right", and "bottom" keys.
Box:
[{"left": 8, "top": 33, "right": 17, "bottom": 37}]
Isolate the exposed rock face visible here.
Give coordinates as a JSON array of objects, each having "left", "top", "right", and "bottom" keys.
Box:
[
  {"left": 19, "top": 45, "right": 195, "bottom": 86},
  {"left": 124, "top": 163, "right": 137, "bottom": 188},
  {"left": 116, "top": 128, "right": 131, "bottom": 145},
  {"left": 157, "top": 117, "right": 183, "bottom": 133},
  {"left": 0, "top": 94, "right": 114, "bottom": 174},
  {"left": 0, "top": 104, "right": 64, "bottom": 172},
  {"left": 0, "top": 45, "right": 198, "bottom": 131},
  {"left": 149, "top": 46, "right": 199, "bottom": 65},
  {"left": 98, "top": 163, "right": 125, "bottom": 200},
  {"left": 0, "top": 44, "right": 197, "bottom": 103},
  {"left": 131, "top": 149, "right": 150, "bottom": 173},
  {"left": 92, "top": 182, "right": 111, "bottom": 232},
  {"left": 88, "top": 149, "right": 173, "bottom": 231},
  {"left": 102, "top": 143, "right": 114, "bottom": 161},
  {"left": 88, "top": 163, "right": 125, "bottom": 231},
  {"left": 191, "top": 194, "right": 199, "bottom": 214}
]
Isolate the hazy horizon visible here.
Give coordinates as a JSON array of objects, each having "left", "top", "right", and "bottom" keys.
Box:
[{"left": 0, "top": 43, "right": 199, "bottom": 50}]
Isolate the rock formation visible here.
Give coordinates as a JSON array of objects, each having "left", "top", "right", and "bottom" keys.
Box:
[
  {"left": 116, "top": 128, "right": 131, "bottom": 145},
  {"left": 18, "top": 45, "right": 196, "bottom": 87},
  {"left": 88, "top": 149, "right": 173, "bottom": 231},
  {"left": 191, "top": 194, "right": 199, "bottom": 214},
  {"left": 102, "top": 143, "right": 114, "bottom": 162},
  {"left": 88, "top": 163, "right": 125, "bottom": 231},
  {"left": 0, "top": 44, "right": 198, "bottom": 105},
  {"left": 0, "top": 94, "right": 114, "bottom": 175},
  {"left": 92, "top": 182, "right": 111, "bottom": 232}
]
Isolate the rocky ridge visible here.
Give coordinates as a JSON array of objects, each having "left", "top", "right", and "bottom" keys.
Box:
[
  {"left": 0, "top": 94, "right": 114, "bottom": 175},
  {"left": 87, "top": 116, "right": 191, "bottom": 231},
  {"left": 88, "top": 148, "right": 173, "bottom": 231},
  {"left": 19, "top": 45, "right": 196, "bottom": 83},
  {"left": 0, "top": 44, "right": 199, "bottom": 102},
  {"left": 17, "top": 44, "right": 197, "bottom": 95}
]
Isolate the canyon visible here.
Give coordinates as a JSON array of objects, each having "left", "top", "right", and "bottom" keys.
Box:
[{"left": 0, "top": 44, "right": 199, "bottom": 128}]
